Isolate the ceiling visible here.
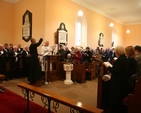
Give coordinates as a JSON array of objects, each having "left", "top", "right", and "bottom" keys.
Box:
[
  {"left": 73, "top": 0, "right": 141, "bottom": 25},
  {"left": 3, "top": 0, "right": 141, "bottom": 25}
]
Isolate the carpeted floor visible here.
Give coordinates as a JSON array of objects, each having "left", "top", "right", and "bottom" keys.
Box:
[
  {"left": 2, "top": 78, "right": 98, "bottom": 113},
  {"left": 0, "top": 86, "right": 53, "bottom": 113}
]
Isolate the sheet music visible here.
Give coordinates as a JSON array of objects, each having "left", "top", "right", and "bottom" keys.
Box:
[
  {"left": 43, "top": 51, "right": 50, "bottom": 56},
  {"left": 103, "top": 62, "right": 113, "bottom": 67},
  {"left": 51, "top": 45, "right": 56, "bottom": 50}
]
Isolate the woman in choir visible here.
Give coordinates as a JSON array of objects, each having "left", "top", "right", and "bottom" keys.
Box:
[
  {"left": 104, "top": 46, "right": 128, "bottom": 113},
  {"left": 134, "top": 45, "right": 141, "bottom": 80},
  {"left": 72, "top": 47, "right": 82, "bottom": 64},
  {"left": 125, "top": 46, "right": 137, "bottom": 94}
]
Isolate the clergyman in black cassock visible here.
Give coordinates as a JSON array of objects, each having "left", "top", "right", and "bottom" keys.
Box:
[{"left": 28, "top": 38, "right": 43, "bottom": 84}]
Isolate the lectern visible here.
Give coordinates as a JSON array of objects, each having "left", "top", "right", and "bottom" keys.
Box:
[{"left": 44, "top": 55, "right": 60, "bottom": 82}]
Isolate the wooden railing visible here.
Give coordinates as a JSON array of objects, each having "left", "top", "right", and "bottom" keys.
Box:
[
  {"left": 17, "top": 82, "right": 103, "bottom": 113},
  {"left": 97, "top": 62, "right": 110, "bottom": 109}
]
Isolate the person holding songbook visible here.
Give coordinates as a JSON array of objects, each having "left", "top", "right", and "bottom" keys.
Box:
[{"left": 103, "top": 46, "right": 128, "bottom": 113}]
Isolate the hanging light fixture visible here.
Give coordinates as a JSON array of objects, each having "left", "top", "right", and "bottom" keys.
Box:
[
  {"left": 78, "top": 0, "right": 83, "bottom": 16},
  {"left": 110, "top": 23, "right": 114, "bottom": 27}
]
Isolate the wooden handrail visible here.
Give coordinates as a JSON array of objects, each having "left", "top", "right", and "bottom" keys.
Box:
[{"left": 17, "top": 82, "right": 103, "bottom": 113}]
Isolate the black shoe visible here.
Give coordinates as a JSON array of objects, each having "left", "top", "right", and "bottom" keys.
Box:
[
  {"left": 9, "top": 78, "right": 13, "bottom": 80},
  {"left": 4, "top": 78, "right": 9, "bottom": 81}
]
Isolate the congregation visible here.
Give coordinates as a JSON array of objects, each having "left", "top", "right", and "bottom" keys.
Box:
[
  {"left": 0, "top": 42, "right": 141, "bottom": 83},
  {"left": 0, "top": 40, "right": 141, "bottom": 113}
]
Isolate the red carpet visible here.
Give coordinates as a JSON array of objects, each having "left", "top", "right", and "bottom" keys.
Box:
[{"left": 0, "top": 87, "right": 51, "bottom": 113}]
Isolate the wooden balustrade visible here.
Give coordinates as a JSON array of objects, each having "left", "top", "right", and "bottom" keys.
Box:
[
  {"left": 17, "top": 82, "right": 103, "bottom": 113},
  {"left": 97, "top": 62, "right": 110, "bottom": 110}
]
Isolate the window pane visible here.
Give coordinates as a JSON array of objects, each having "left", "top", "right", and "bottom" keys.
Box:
[{"left": 76, "top": 21, "right": 82, "bottom": 46}]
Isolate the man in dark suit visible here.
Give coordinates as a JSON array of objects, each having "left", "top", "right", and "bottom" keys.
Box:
[
  {"left": 28, "top": 38, "right": 43, "bottom": 84},
  {"left": 109, "top": 48, "right": 116, "bottom": 63},
  {"left": 22, "top": 45, "right": 31, "bottom": 78},
  {"left": 57, "top": 44, "right": 66, "bottom": 62},
  {"left": 0, "top": 44, "right": 6, "bottom": 78}
]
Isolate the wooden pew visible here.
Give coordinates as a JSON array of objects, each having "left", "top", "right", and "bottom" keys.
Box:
[
  {"left": 17, "top": 82, "right": 104, "bottom": 113},
  {"left": 72, "top": 63, "right": 86, "bottom": 83},
  {"left": 123, "top": 77, "right": 141, "bottom": 113},
  {"left": 0, "top": 74, "right": 5, "bottom": 93},
  {"left": 86, "top": 62, "right": 96, "bottom": 80},
  {"left": 59, "top": 62, "right": 66, "bottom": 79}
]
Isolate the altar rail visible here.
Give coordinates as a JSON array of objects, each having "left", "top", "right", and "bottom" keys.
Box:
[{"left": 17, "top": 82, "right": 103, "bottom": 113}]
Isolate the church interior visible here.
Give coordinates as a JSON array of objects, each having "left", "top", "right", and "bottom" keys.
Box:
[{"left": 0, "top": 0, "right": 141, "bottom": 113}]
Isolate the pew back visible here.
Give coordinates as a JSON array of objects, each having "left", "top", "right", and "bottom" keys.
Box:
[
  {"left": 123, "top": 77, "right": 141, "bottom": 113},
  {"left": 86, "top": 62, "right": 96, "bottom": 80},
  {"left": 72, "top": 63, "right": 86, "bottom": 83}
]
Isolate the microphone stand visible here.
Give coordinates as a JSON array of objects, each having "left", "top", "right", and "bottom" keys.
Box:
[{"left": 44, "top": 56, "right": 49, "bottom": 85}]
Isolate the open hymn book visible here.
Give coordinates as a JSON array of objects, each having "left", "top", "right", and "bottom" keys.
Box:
[{"left": 103, "top": 62, "right": 113, "bottom": 67}]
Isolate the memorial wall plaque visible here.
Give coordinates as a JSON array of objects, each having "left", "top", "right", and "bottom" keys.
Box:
[
  {"left": 57, "top": 22, "right": 68, "bottom": 46},
  {"left": 22, "top": 10, "right": 32, "bottom": 42},
  {"left": 98, "top": 32, "right": 104, "bottom": 47}
]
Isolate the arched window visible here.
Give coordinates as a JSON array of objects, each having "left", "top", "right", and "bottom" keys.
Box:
[
  {"left": 75, "top": 15, "right": 87, "bottom": 48},
  {"left": 76, "top": 18, "right": 82, "bottom": 46}
]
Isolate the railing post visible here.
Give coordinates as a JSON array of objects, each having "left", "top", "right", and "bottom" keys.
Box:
[
  {"left": 24, "top": 90, "right": 30, "bottom": 113},
  {"left": 48, "top": 99, "right": 51, "bottom": 113}
]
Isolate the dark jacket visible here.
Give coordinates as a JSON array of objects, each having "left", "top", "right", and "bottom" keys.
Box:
[
  {"left": 28, "top": 38, "right": 43, "bottom": 82},
  {"left": 58, "top": 49, "right": 66, "bottom": 62},
  {"left": 83, "top": 51, "right": 92, "bottom": 62},
  {"left": 107, "top": 54, "right": 129, "bottom": 107},
  {"left": 135, "top": 53, "right": 141, "bottom": 80},
  {"left": 127, "top": 57, "right": 137, "bottom": 93}
]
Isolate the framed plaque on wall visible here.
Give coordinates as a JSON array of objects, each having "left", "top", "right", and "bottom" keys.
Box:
[
  {"left": 57, "top": 22, "right": 68, "bottom": 46},
  {"left": 22, "top": 10, "right": 32, "bottom": 42}
]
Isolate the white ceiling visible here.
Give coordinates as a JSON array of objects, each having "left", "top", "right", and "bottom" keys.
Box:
[
  {"left": 73, "top": 0, "right": 141, "bottom": 25},
  {"left": 3, "top": 0, "right": 141, "bottom": 25}
]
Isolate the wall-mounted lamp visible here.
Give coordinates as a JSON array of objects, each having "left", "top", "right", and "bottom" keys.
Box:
[
  {"left": 126, "top": 30, "right": 130, "bottom": 33},
  {"left": 110, "top": 23, "right": 114, "bottom": 27},
  {"left": 78, "top": 10, "right": 83, "bottom": 16},
  {"left": 78, "top": 0, "right": 83, "bottom": 16}
]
